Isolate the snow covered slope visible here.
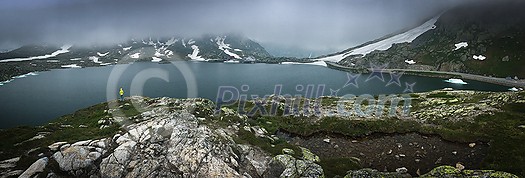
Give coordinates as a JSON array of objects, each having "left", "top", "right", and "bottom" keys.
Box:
[
  {"left": 0, "top": 45, "right": 72, "bottom": 62},
  {"left": 316, "top": 15, "right": 441, "bottom": 63}
]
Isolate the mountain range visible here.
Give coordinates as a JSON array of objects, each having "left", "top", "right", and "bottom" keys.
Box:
[{"left": 0, "top": 34, "right": 273, "bottom": 81}]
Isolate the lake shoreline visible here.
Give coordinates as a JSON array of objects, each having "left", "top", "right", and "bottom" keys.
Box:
[
  {"left": 2, "top": 60, "right": 524, "bottom": 89},
  {"left": 325, "top": 61, "right": 525, "bottom": 87}
]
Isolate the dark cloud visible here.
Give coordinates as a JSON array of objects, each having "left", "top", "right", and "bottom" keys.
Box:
[{"left": 0, "top": 0, "right": 466, "bottom": 54}]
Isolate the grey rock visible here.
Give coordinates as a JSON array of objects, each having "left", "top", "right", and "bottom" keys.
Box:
[
  {"left": 19, "top": 157, "right": 48, "bottom": 178},
  {"left": 502, "top": 55, "right": 510, "bottom": 62},
  {"left": 282, "top": 148, "right": 295, "bottom": 155},
  {"left": 53, "top": 145, "right": 102, "bottom": 175},
  {"left": 0, "top": 157, "right": 19, "bottom": 169},
  {"left": 396, "top": 167, "right": 408, "bottom": 174},
  {"left": 2, "top": 170, "right": 24, "bottom": 177},
  {"left": 265, "top": 154, "right": 324, "bottom": 178},
  {"left": 238, "top": 144, "right": 272, "bottom": 176},
  {"left": 301, "top": 147, "right": 320, "bottom": 163}
]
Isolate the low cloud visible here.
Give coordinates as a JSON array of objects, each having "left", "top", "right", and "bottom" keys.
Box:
[{"left": 0, "top": 0, "right": 467, "bottom": 53}]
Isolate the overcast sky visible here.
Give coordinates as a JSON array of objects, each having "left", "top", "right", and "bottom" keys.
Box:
[{"left": 0, "top": 0, "right": 466, "bottom": 53}]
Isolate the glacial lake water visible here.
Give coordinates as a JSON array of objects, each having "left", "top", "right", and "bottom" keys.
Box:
[{"left": 0, "top": 61, "right": 509, "bottom": 128}]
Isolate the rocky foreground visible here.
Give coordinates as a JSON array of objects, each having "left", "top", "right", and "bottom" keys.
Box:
[{"left": 1, "top": 90, "right": 524, "bottom": 177}]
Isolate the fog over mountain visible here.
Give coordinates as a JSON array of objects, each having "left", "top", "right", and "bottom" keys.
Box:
[{"left": 1, "top": 0, "right": 469, "bottom": 56}]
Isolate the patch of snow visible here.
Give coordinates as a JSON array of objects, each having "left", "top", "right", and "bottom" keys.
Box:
[
  {"left": 215, "top": 36, "right": 241, "bottom": 59},
  {"left": 216, "top": 36, "right": 232, "bottom": 50},
  {"left": 0, "top": 79, "right": 14, "bottom": 86},
  {"left": 165, "top": 50, "right": 173, "bottom": 57},
  {"left": 315, "top": 53, "right": 346, "bottom": 63},
  {"left": 473, "top": 55, "right": 486, "bottom": 61},
  {"left": 89, "top": 56, "right": 101, "bottom": 64},
  {"left": 16, "top": 74, "right": 28, "bottom": 79},
  {"left": 0, "top": 45, "right": 72, "bottom": 63},
  {"left": 12, "top": 72, "right": 38, "bottom": 79},
  {"left": 404, "top": 59, "right": 416, "bottom": 64},
  {"left": 123, "top": 46, "right": 132, "bottom": 51},
  {"left": 61, "top": 64, "right": 82, "bottom": 68},
  {"left": 234, "top": 49, "right": 242, "bottom": 52},
  {"left": 224, "top": 60, "right": 240, "bottom": 64},
  {"left": 224, "top": 49, "right": 242, "bottom": 59},
  {"left": 281, "top": 61, "right": 327, "bottom": 67},
  {"left": 97, "top": 52, "right": 109, "bottom": 57},
  {"left": 454, "top": 42, "right": 468, "bottom": 50},
  {"left": 182, "top": 39, "right": 186, "bottom": 47},
  {"left": 130, "top": 53, "right": 140, "bottom": 59},
  {"left": 187, "top": 39, "right": 195, "bottom": 45},
  {"left": 100, "top": 63, "right": 112, "bottom": 66},
  {"left": 154, "top": 51, "right": 164, "bottom": 57},
  {"left": 151, "top": 57, "right": 162, "bottom": 62},
  {"left": 444, "top": 78, "right": 468, "bottom": 84},
  {"left": 187, "top": 45, "right": 205, "bottom": 61},
  {"left": 46, "top": 60, "right": 59, "bottom": 63},
  {"left": 70, "top": 58, "right": 81, "bottom": 61},
  {"left": 317, "top": 14, "right": 441, "bottom": 62},
  {"left": 509, "top": 87, "right": 519, "bottom": 92}
]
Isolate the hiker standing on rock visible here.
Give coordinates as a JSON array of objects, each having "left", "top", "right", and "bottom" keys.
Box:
[{"left": 119, "top": 87, "right": 124, "bottom": 101}]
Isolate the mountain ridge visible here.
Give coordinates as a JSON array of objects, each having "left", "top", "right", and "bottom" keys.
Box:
[
  {"left": 0, "top": 34, "right": 273, "bottom": 81},
  {"left": 316, "top": 1, "right": 525, "bottom": 78}
]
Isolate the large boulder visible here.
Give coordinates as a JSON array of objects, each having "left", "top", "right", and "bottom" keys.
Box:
[
  {"left": 264, "top": 148, "right": 324, "bottom": 178},
  {"left": 52, "top": 138, "right": 109, "bottom": 176},
  {"left": 19, "top": 157, "right": 48, "bottom": 178}
]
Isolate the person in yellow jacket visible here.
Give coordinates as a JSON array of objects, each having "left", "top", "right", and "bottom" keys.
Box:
[{"left": 119, "top": 87, "right": 124, "bottom": 101}]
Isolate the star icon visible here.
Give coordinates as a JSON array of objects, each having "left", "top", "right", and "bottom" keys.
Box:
[
  {"left": 386, "top": 71, "right": 404, "bottom": 87},
  {"left": 366, "top": 63, "right": 388, "bottom": 82},
  {"left": 344, "top": 73, "right": 360, "bottom": 88},
  {"left": 330, "top": 88, "right": 340, "bottom": 97},
  {"left": 403, "top": 82, "right": 416, "bottom": 93}
]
